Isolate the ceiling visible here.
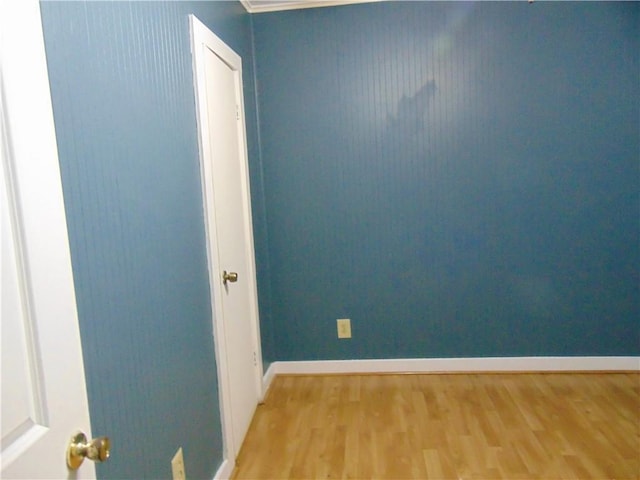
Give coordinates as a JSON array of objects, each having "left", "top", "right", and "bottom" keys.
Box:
[{"left": 240, "top": 0, "right": 382, "bottom": 14}]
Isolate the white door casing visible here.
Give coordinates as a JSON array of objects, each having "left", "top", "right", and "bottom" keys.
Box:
[
  {"left": 0, "top": 1, "right": 94, "bottom": 479},
  {"left": 190, "top": 15, "right": 264, "bottom": 467}
]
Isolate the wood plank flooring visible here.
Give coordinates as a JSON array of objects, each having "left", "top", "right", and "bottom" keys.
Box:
[{"left": 232, "top": 373, "right": 639, "bottom": 479}]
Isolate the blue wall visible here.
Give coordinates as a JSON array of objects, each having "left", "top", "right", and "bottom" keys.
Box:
[
  {"left": 40, "top": 2, "right": 266, "bottom": 478},
  {"left": 253, "top": 2, "right": 639, "bottom": 360},
  {"left": 38, "top": 1, "right": 639, "bottom": 477}
]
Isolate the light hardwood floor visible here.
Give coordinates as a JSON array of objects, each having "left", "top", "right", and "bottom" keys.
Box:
[{"left": 232, "top": 373, "right": 639, "bottom": 479}]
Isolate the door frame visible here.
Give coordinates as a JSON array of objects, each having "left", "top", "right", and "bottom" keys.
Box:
[{"left": 189, "top": 14, "right": 264, "bottom": 468}]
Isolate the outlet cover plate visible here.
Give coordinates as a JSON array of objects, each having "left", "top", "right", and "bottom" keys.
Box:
[
  {"left": 171, "top": 447, "right": 186, "bottom": 480},
  {"left": 337, "top": 318, "right": 351, "bottom": 339}
]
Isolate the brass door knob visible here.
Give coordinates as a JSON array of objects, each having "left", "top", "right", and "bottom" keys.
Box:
[
  {"left": 66, "top": 431, "right": 110, "bottom": 470},
  {"left": 223, "top": 270, "right": 238, "bottom": 285}
]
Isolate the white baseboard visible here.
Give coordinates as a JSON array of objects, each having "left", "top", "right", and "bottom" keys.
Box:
[
  {"left": 212, "top": 458, "right": 234, "bottom": 480},
  {"left": 262, "top": 362, "right": 277, "bottom": 399},
  {"left": 262, "top": 356, "right": 639, "bottom": 393}
]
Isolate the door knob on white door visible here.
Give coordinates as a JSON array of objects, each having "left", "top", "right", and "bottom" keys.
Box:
[
  {"left": 223, "top": 270, "right": 238, "bottom": 285},
  {"left": 66, "top": 431, "right": 110, "bottom": 470}
]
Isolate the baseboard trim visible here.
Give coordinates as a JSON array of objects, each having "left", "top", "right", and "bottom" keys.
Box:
[
  {"left": 262, "top": 356, "right": 639, "bottom": 392},
  {"left": 262, "top": 362, "right": 277, "bottom": 399},
  {"left": 212, "top": 458, "right": 234, "bottom": 480}
]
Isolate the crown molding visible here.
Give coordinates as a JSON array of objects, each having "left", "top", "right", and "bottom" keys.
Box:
[{"left": 240, "top": 0, "right": 382, "bottom": 14}]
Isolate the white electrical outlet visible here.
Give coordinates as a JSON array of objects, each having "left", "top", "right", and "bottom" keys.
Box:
[
  {"left": 171, "top": 447, "right": 186, "bottom": 480},
  {"left": 337, "top": 318, "right": 351, "bottom": 339}
]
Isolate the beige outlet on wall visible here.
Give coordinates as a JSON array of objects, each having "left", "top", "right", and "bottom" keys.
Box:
[
  {"left": 171, "top": 447, "right": 186, "bottom": 480},
  {"left": 337, "top": 318, "right": 351, "bottom": 339}
]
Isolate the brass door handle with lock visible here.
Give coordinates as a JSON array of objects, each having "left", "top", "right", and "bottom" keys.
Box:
[
  {"left": 223, "top": 270, "right": 238, "bottom": 285},
  {"left": 67, "top": 431, "right": 110, "bottom": 470}
]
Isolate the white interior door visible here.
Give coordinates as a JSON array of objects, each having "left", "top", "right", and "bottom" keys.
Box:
[
  {"left": 1, "top": 1, "right": 95, "bottom": 478},
  {"left": 190, "top": 16, "right": 263, "bottom": 469}
]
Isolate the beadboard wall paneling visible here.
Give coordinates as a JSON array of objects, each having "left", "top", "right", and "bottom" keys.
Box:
[
  {"left": 40, "top": 2, "right": 267, "bottom": 478},
  {"left": 253, "top": 2, "right": 639, "bottom": 361}
]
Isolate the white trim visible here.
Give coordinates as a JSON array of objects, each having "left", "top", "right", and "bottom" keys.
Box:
[
  {"left": 263, "top": 357, "right": 639, "bottom": 385},
  {"left": 211, "top": 458, "right": 234, "bottom": 480},
  {"left": 240, "top": 0, "right": 382, "bottom": 14},
  {"left": 189, "top": 13, "right": 263, "bottom": 469},
  {"left": 262, "top": 362, "right": 277, "bottom": 399}
]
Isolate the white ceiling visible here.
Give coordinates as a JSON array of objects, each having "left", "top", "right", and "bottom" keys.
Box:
[{"left": 240, "top": 0, "right": 382, "bottom": 14}]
